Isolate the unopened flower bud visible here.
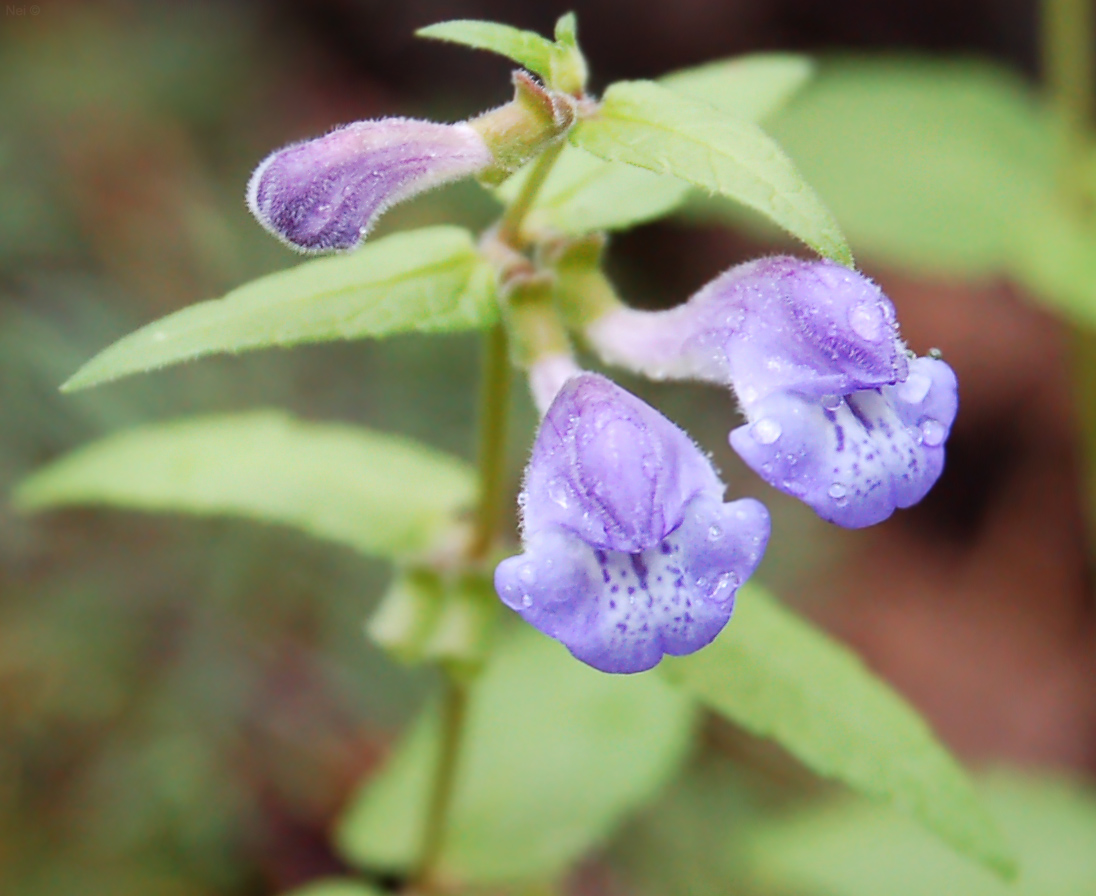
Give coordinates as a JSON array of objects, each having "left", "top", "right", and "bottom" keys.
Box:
[{"left": 247, "top": 118, "right": 493, "bottom": 253}]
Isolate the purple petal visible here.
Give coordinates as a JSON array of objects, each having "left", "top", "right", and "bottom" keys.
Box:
[
  {"left": 693, "top": 256, "right": 908, "bottom": 402},
  {"left": 522, "top": 373, "right": 721, "bottom": 553},
  {"left": 729, "top": 357, "right": 958, "bottom": 527},
  {"left": 246, "top": 118, "right": 491, "bottom": 253},
  {"left": 585, "top": 257, "right": 907, "bottom": 398},
  {"left": 500, "top": 373, "right": 770, "bottom": 673},
  {"left": 496, "top": 494, "right": 770, "bottom": 673}
]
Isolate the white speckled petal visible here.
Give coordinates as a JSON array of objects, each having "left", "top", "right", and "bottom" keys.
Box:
[
  {"left": 730, "top": 357, "right": 958, "bottom": 528},
  {"left": 496, "top": 494, "right": 769, "bottom": 673}
]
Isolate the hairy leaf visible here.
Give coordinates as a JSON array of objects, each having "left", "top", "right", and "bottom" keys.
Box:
[
  {"left": 570, "top": 80, "right": 852, "bottom": 265},
  {"left": 662, "top": 53, "right": 813, "bottom": 122},
  {"left": 661, "top": 584, "right": 1016, "bottom": 878},
  {"left": 63, "top": 226, "right": 496, "bottom": 391},
  {"left": 13, "top": 411, "right": 475, "bottom": 559},
  {"left": 748, "top": 772, "right": 1096, "bottom": 896},
  {"left": 337, "top": 625, "right": 695, "bottom": 885},
  {"left": 416, "top": 20, "right": 557, "bottom": 79},
  {"left": 500, "top": 54, "right": 814, "bottom": 235}
]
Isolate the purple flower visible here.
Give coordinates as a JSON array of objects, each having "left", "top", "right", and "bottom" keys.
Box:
[
  {"left": 247, "top": 118, "right": 492, "bottom": 253},
  {"left": 584, "top": 257, "right": 959, "bottom": 528},
  {"left": 495, "top": 373, "right": 769, "bottom": 674},
  {"left": 730, "top": 355, "right": 958, "bottom": 528}
]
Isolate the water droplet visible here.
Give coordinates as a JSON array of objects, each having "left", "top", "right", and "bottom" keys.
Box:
[
  {"left": 708, "top": 524, "right": 723, "bottom": 541},
  {"left": 828, "top": 483, "right": 848, "bottom": 506},
  {"left": 521, "top": 594, "right": 533, "bottom": 608},
  {"left": 710, "top": 571, "right": 738, "bottom": 601},
  {"left": 906, "top": 424, "right": 923, "bottom": 446},
  {"left": 821, "top": 394, "right": 842, "bottom": 411},
  {"left": 848, "top": 301, "right": 884, "bottom": 341},
  {"left": 751, "top": 418, "right": 782, "bottom": 445},
  {"left": 921, "top": 419, "right": 946, "bottom": 447},
  {"left": 518, "top": 564, "right": 536, "bottom": 585},
  {"left": 897, "top": 371, "right": 932, "bottom": 405},
  {"left": 547, "top": 478, "right": 570, "bottom": 508},
  {"left": 516, "top": 490, "right": 528, "bottom": 508},
  {"left": 695, "top": 576, "right": 708, "bottom": 589},
  {"left": 739, "top": 386, "right": 759, "bottom": 404}
]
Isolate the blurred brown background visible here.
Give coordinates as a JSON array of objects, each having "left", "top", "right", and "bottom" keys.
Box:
[{"left": 2, "top": 1, "right": 1093, "bottom": 894}]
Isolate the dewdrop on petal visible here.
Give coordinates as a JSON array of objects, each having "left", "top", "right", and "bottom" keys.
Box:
[{"left": 495, "top": 373, "right": 770, "bottom": 674}]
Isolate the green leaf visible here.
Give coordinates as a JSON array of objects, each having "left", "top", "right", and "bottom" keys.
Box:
[
  {"left": 608, "top": 752, "right": 769, "bottom": 896},
  {"left": 756, "top": 58, "right": 1055, "bottom": 276},
  {"left": 337, "top": 624, "right": 695, "bottom": 885},
  {"left": 416, "top": 20, "right": 557, "bottom": 80},
  {"left": 554, "top": 12, "right": 578, "bottom": 46},
  {"left": 748, "top": 771, "right": 1096, "bottom": 896},
  {"left": 13, "top": 411, "right": 475, "bottom": 559},
  {"left": 570, "top": 80, "right": 852, "bottom": 265},
  {"left": 282, "top": 881, "right": 383, "bottom": 896},
  {"left": 661, "top": 53, "right": 814, "bottom": 122},
  {"left": 500, "top": 54, "right": 814, "bottom": 236},
  {"left": 63, "top": 226, "right": 496, "bottom": 392},
  {"left": 660, "top": 584, "right": 1016, "bottom": 879},
  {"left": 500, "top": 148, "right": 693, "bottom": 236}
]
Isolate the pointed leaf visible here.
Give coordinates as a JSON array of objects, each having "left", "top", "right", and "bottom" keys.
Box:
[
  {"left": 662, "top": 53, "right": 814, "bottom": 122},
  {"left": 749, "top": 772, "right": 1096, "bottom": 896},
  {"left": 416, "top": 20, "right": 557, "bottom": 80},
  {"left": 570, "top": 80, "right": 852, "bottom": 265},
  {"left": 500, "top": 147, "right": 692, "bottom": 236},
  {"left": 499, "top": 54, "right": 813, "bottom": 236},
  {"left": 63, "top": 226, "right": 497, "bottom": 392},
  {"left": 13, "top": 411, "right": 475, "bottom": 559},
  {"left": 660, "top": 584, "right": 1016, "bottom": 879},
  {"left": 337, "top": 625, "right": 695, "bottom": 885}
]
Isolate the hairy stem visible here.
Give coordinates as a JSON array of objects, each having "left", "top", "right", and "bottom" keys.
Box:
[
  {"left": 497, "top": 138, "right": 566, "bottom": 246},
  {"left": 411, "top": 136, "right": 568, "bottom": 890}
]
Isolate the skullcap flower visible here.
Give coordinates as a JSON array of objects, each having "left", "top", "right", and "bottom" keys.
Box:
[
  {"left": 495, "top": 373, "right": 769, "bottom": 673},
  {"left": 247, "top": 118, "right": 492, "bottom": 253},
  {"left": 583, "top": 256, "right": 958, "bottom": 528}
]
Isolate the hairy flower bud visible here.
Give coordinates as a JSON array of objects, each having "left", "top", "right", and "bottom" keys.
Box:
[
  {"left": 247, "top": 118, "right": 493, "bottom": 253},
  {"left": 495, "top": 373, "right": 769, "bottom": 673},
  {"left": 582, "top": 257, "right": 959, "bottom": 528}
]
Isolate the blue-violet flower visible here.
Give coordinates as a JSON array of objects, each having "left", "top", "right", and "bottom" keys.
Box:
[
  {"left": 495, "top": 373, "right": 770, "bottom": 673},
  {"left": 247, "top": 118, "right": 492, "bottom": 253},
  {"left": 584, "top": 257, "right": 959, "bottom": 528}
]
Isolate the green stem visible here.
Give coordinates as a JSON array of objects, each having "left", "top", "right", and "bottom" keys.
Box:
[
  {"left": 411, "top": 674, "right": 469, "bottom": 890},
  {"left": 497, "top": 138, "right": 566, "bottom": 246},
  {"left": 410, "top": 138, "right": 569, "bottom": 891},
  {"left": 469, "top": 321, "right": 513, "bottom": 560}
]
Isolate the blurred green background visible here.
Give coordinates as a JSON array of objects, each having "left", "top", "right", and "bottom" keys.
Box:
[{"left": 3, "top": 1, "right": 1096, "bottom": 894}]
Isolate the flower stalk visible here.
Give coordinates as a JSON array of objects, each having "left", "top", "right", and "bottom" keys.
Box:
[{"left": 412, "top": 132, "right": 569, "bottom": 890}]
